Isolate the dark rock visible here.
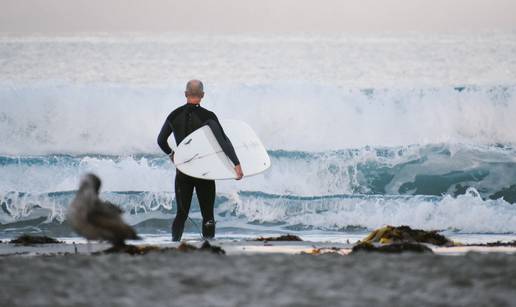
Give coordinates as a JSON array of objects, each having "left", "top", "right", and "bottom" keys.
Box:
[
  {"left": 254, "top": 234, "right": 303, "bottom": 242},
  {"left": 351, "top": 241, "right": 433, "bottom": 254},
  {"left": 10, "top": 234, "right": 62, "bottom": 245},
  {"left": 362, "top": 225, "right": 452, "bottom": 246}
]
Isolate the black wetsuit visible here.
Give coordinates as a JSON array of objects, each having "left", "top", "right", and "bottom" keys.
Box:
[{"left": 157, "top": 103, "right": 239, "bottom": 241}]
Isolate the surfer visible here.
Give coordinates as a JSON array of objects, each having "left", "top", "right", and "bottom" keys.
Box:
[{"left": 157, "top": 80, "right": 243, "bottom": 241}]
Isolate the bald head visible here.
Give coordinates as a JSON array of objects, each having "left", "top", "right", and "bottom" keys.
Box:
[{"left": 185, "top": 80, "right": 204, "bottom": 98}]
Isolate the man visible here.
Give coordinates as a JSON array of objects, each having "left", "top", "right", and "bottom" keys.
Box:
[{"left": 157, "top": 80, "right": 243, "bottom": 241}]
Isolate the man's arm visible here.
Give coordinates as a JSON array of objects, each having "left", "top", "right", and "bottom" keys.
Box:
[
  {"left": 206, "top": 115, "right": 243, "bottom": 179},
  {"left": 157, "top": 119, "right": 174, "bottom": 159},
  {"left": 206, "top": 117, "right": 240, "bottom": 166}
]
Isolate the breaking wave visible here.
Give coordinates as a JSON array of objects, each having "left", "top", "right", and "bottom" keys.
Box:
[
  {"left": 1, "top": 188, "right": 515, "bottom": 237},
  {"left": 1, "top": 144, "right": 516, "bottom": 237},
  {"left": 1, "top": 143, "right": 515, "bottom": 199},
  {"left": 1, "top": 83, "right": 516, "bottom": 154},
  {"left": 2, "top": 34, "right": 516, "bottom": 239}
]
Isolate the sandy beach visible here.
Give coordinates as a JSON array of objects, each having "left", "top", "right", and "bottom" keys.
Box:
[
  {"left": 1, "top": 239, "right": 516, "bottom": 307},
  {"left": 0, "top": 241, "right": 515, "bottom": 307}
]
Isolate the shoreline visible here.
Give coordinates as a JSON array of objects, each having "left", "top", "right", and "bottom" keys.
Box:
[{"left": 2, "top": 239, "right": 516, "bottom": 257}]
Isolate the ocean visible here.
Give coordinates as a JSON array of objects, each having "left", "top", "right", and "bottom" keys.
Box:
[{"left": 1, "top": 32, "right": 516, "bottom": 242}]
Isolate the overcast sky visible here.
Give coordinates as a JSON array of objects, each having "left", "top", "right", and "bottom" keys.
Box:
[{"left": 1, "top": 0, "right": 515, "bottom": 33}]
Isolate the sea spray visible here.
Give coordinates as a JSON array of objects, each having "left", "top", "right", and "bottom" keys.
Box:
[{"left": 1, "top": 83, "right": 516, "bottom": 154}]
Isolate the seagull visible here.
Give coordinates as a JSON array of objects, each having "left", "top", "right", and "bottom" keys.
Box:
[{"left": 67, "top": 173, "right": 140, "bottom": 248}]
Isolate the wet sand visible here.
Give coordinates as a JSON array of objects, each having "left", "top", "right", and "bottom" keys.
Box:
[
  {"left": 1, "top": 241, "right": 516, "bottom": 307},
  {"left": 1, "top": 240, "right": 516, "bottom": 256}
]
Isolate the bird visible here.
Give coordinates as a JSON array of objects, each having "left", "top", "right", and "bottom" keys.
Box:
[{"left": 67, "top": 173, "right": 140, "bottom": 248}]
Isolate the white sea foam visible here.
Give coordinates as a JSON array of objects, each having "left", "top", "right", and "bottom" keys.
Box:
[
  {"left": 2, "top": 187, "right": 515, "bottom": 234},
  {"left": 228, "top": 189, "right": 516, "bottom": 233},
  {"left": 1, "top": 83, "right": 515, "bottom": 155},
  {"left": 1, "top": 32, "right": 516, "bottom": 154}
]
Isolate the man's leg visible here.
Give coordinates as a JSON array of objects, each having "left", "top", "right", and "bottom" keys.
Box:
[
  {"left": 195, "top": 179, "right": 216, "bottom": 239},
  {"left": 172, "top": 173, "right": 194, "bottom": 241}
]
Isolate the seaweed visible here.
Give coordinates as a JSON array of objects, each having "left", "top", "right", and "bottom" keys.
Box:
[
  {"left": 10, "top": 234, "right": 62, "bottom": 245},
  {"left": 361, "top": 225, "right": 452, "bottom": 246},
  {"left": 351, "top": 241, "right": 433, "bottom": 254},
  {"left": 348, "top": 225, "right": 455, "bottom": 254},
  {"left": 303, "top": 247, "right": 343, "bottom": 255},
  {"left": 254, "top": 234, "right": 303, "bottom": 242},
  {"left": 99, "top": 240, "right": 225, "bottom": 256},
  {"left": 199, "top": 241, "right": 226, "bottom": 255},
  {"left": 176, "top": 241, "right": 225, "bottom": 254},
  {"left": 102, "top": 245, "right": 164, "bottom": 255}
]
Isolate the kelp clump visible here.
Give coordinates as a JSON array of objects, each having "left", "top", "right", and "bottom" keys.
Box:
[
  {"left": 10, "top": 234, "right": 62, "bottom": 245},
  {"left": 361, "top": 225, "right": 452, "bottom": 246},
  {"left": 351, "top": 225, "right": 455, "bottom": 254},
  {"left": 351, "top": 241, "right": 433, "bottom": 254},
  {"left": 254, "top": 234, "right": 303, "bottom": 242},
  {"left": 101, "top": 240, "right": 226, "bottom": 256}
]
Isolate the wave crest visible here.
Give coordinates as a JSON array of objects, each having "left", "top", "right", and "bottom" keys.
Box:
[
  {"left": 1, "top": 83, "right": 516, "bottom": 154},
  {"left": 1, "top": 189, "right": 515, "bottom": 237}
]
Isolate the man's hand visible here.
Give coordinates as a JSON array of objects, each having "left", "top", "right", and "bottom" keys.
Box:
[{"left": 234, "top": 164, "right": 243, "bottom": 180}]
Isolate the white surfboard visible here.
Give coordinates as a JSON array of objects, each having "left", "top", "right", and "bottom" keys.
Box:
[{"left": 173, "top": 120, "right": 271, "bottom": 180}]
